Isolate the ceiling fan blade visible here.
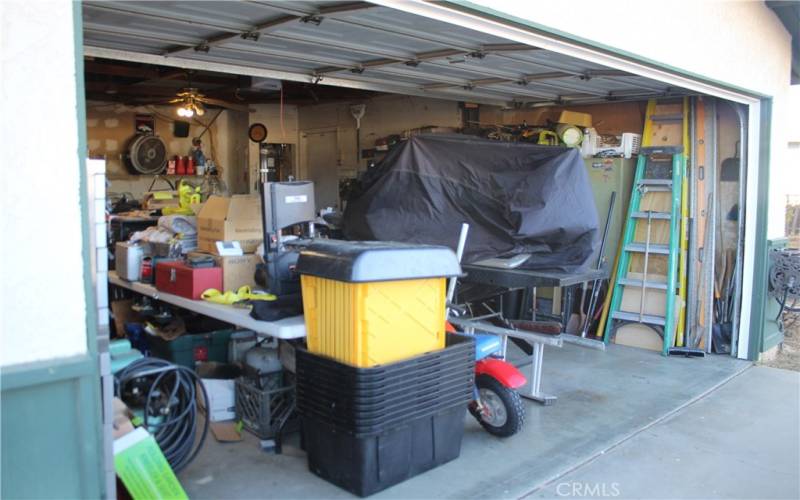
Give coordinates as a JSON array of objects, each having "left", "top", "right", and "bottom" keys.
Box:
[{"left": 199, "top": 96, "right": 254, "bottom": 112}]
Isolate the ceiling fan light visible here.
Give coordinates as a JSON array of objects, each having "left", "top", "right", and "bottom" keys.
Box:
[
  {"left": 177, "top": 107, "right": 187, "bottom": 117},
  {"left": 183, "top": 107, "right": 194, "bottom": 118}
]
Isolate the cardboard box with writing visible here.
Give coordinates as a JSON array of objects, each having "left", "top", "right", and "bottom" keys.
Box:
[
  {"left": 197, "top": 195, "right": 263, "bottom": 254},
  {"left": 197, "top": 362, "right": 239, "bottom": 422},
  {"left": 188, "top": 252, "right": 260, "bottom": 291}
]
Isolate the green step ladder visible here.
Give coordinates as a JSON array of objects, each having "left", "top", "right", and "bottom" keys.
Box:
[{"left": 603, "top": 146, "right": 685, "bottom": 355}]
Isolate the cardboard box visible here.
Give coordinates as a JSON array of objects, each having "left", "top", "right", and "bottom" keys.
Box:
[
  {"left": 197, "top": 195, "right": 263, "bottom": 254},
  {"left": 557, "top": 110, "right": 592, "bottom": 128},
  {"left": 200, "top": 378, "right": 236, "bottom": 422},
  {"left": 110, "top": 299, "right": 143, "bottom": 338},
  {"left": 188, "top": 252, "right": 260, "bottom": 292}
]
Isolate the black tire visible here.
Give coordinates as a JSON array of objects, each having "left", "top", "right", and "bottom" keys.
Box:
[{"left": 473, "top": 374, "right": 525, "bottom": 437}]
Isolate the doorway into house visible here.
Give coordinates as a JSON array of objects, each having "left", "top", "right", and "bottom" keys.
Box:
[{"left": 301, "top": 129, "right": 339, "bottom": 210}]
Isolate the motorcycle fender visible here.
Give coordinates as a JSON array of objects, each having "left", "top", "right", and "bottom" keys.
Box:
[{"left": 475, "top": 358, "right": 527, "bottom": 389}]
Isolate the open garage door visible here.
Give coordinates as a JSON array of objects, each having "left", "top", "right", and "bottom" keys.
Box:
[
  {"left": 80, "top": 0, "right": 764, "bottom": 361},
  {"left": 82, "top": 1, "right": 691, "bottom": 107}
]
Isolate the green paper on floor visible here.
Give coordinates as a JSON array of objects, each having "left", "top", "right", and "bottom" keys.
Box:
[{"left": 114, "top": 427, "right": 187, "bottom": 500}]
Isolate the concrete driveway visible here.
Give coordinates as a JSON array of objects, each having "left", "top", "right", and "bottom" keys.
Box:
[{"left": 180, "top": 344, "right": 799, "bottom": 499}]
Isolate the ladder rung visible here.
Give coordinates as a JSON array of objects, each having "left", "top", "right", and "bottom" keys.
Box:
[
  {"left": 639, "top": 178, "right": 673, "bottom": 187},
  {"left": 649, "top": 113, "right": 684, "bottom": 122},
  {"left": 611, "top": 311, "right": 667, "bottom": 326},
  {"left": 618, "top": 278, "right": 669, "bottom": 290},
  {"left": 640, "top": 146, "right": 684, "bottom": 155},
  {"left": 624, "top": 243, "right": 671, "bottom": 254},
  {"left": 631, "top": 211, "right": 671, "bottom": 220}
]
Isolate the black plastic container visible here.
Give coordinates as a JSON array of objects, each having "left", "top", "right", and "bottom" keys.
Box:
[
  {"left": 297, "top": 377, "right": 471, "bottom": 427},
  {"left": 295, "top": 353, "right": 473, "bottom": 390},
  {"left": 296, "top": 371, "right": 471, "bottom": 413},
  {"left": 295, "top": 334, "right": 474, "bottom": 387},
  {"left": 299, "top": 394, "right": 471, "bottom": 434},
  {"left": 296, "top": 364, "right": 472, "bottom": 407},
  {"left": 302, "top": 405, "right": 467, "bottom": 497},
  {"left": 295, "top": 334, "right": 474, "bottom": 430},
  {"left": 298, "top": 334, "right": 474, "bottom": 495}
]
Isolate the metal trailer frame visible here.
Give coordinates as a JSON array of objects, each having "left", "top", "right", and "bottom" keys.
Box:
[{"left": 449, "top": 316, "right": 563, "bottom": 405}]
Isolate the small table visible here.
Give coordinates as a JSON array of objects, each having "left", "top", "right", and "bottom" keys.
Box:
[
  {"left": 460, "top": 264, "right": 610, "bottom": 350},
  {"left": 108, "top": 271, "right": 306, "bottom": 340},
  {"left": 461, "top": 264, "right": 607, "bottom": 289}
]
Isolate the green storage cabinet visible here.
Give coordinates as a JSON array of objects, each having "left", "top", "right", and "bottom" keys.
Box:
[
  {"left": 149, "top": 329, "right": 235, "bottom": 368},
  {"left": 584, "top": 157, "right": 636, "bottom": 267}
]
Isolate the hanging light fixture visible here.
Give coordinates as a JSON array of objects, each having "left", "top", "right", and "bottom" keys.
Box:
[
  {"left": 176, "top": 105, "right": 194, "bottom": 118},
  {"left": 172, "top": 88, "right": 204, "bottom": 118}
]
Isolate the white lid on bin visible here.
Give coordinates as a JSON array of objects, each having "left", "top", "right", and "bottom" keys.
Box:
[{"left": 296, "top": 240, "right": 462, "bottom": 283}]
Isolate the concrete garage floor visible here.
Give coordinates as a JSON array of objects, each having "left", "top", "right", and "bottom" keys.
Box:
[{"left": 179, "top": 343, "right": 800, "bottom": 499}]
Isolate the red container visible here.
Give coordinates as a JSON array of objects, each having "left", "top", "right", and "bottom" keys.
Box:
[
  {"left": 176, "top": 156, "right": 186, "bottom": 175},
  {"left": 155, "top": 261, "right": 222, "bottom": 300},
  {"left": 193, "top": 345, "right": 209, "bottom": 363},
  {"left": 140, "top": 257, "right": 153, "bottom": 282},
  {"left": 186, "top": 157, "right": 195, "bottom": 175}
]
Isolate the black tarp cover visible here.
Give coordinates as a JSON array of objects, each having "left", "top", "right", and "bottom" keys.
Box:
[{"left": 343, "top": 134, "right": 599, "bottom": 271}]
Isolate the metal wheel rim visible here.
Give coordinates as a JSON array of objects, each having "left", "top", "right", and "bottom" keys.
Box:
[{"left": 478, "top": 388, "right": 507, "bottom": 427}]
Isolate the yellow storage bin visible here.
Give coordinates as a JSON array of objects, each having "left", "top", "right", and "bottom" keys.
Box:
[{"left": 296, "top": 240, "right": 462, "bottom": 367}]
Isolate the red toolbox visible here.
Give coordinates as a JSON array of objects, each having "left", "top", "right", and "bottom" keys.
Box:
[{"left": 155, "top": 261, "right": 222, "bottom": 300}]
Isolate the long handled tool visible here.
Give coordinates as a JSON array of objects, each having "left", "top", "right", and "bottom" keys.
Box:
[
  {"left": 561, "top": 194, "right": 616, "bottom": 351},
  {"left": 580, "top": 192, "right": 617, "bottom": 338},
  {"left": 446, "top": 222, "right": 470, "bottom": 319}
]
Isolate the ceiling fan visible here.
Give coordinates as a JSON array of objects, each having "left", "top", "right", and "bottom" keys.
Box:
[
  {"left": 171, "top": 88, "right": 206, "bottom": 117},
  {"left": 169, "top": 87, "right": 252, "bottom": 117}
]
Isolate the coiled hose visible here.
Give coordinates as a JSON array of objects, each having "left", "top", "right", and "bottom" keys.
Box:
[{"left": 114, "top": 357, "right": 209, "bottom": 473}]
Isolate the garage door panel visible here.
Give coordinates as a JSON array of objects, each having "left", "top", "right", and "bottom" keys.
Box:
[{"left": 82, "top": 1, "right": 695, "bottom": 106}]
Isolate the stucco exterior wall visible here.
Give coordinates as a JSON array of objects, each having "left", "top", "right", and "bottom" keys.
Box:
[
  {"left": 471, "top": 0, "right": 796, "bottom": 238},
  {"left": 0, "top": 1, "right": 88, "bottom": 366}
]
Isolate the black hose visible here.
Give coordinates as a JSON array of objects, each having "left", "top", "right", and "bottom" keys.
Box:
[{"left": 114, "top": 358, "right": 209, "bottom": 473}]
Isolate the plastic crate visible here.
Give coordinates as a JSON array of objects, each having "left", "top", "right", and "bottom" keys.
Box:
[
  {"left": 296, "top": 368, "right": 472, "bottom": 409},
  {"left": 148, "top": 329, "right": 234, "bottom": 369},
  {"left": 295, "top": 334, "right": 474, "bottom": 384},
  {"left": 296, "top": 369, "right": 473, "bottom": 425},
  {"left": 295, "top": 334, "right": 473, "bottom": 433},
  {"left": 301, "top": 275, "right": 447, "bottom": 367},
  {"left": 235, "top": 376, "right": 295, "bottom": 439},
  {"left": 303, "top": 405, "right": 466, "bottom": 497},
  {"left": 299, "top": 392, "right": 471, "bottom": 435},
  {"left": 297, "top": 240, "right": 461, "bottom": 367}
]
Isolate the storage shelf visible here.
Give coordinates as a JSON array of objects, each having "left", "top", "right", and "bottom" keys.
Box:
[{"left": 106, "top": 174, "right": 204, "bottom": 181}]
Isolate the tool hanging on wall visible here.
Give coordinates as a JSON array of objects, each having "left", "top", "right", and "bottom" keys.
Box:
[{"left": 350, "top": 104, "right": 366, "bottom": 166}]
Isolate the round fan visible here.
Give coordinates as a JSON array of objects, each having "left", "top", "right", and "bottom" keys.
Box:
[{"left": 125, "top": 133, "right": 167, "bottom": 174}]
